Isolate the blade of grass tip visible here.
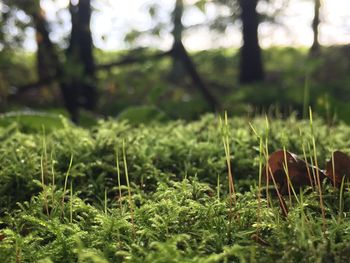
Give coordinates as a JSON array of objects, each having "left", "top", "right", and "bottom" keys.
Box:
[
  {"left": 61, "top": 154, "right": 73, "bottom": 216},
  {"left": 309, "top": 107, "right": 326, "bottom": 227},
  {"left": 42, "top": 125, "right": 48, "bottom": 172},
  {"left": 248, "top": 122, "right": 260, "bottom": 139},
  {"left": 219, "top": 115, "right": 223, "bottom": 130},
  {"left": 40, "top": 155, "right": 49, "bottom": 216},
  {"left": 264, "top": 115, "right": 270, "bottom": 138},
  {"left": 338, "top": 176, "right": 346, "bottom": 223},
  {"left": 303, "top": 73, "right": 310, "bottom": 119},
  {"left": 115, "top": 149, "right": 123, "bottom": 213},
  {"left": 122, "top": 140, "right": 136, "bottom": 239},
  {"left": 309, "top": 107, "right": 314, "bottom": 134}
]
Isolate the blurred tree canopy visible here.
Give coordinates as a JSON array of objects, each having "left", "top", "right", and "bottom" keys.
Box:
[
  {"left": 1, "top": 0, "right": 97, "bottom": 122},
  {"left": 0, "top": 0, "right": 349, "bottom": 123}
]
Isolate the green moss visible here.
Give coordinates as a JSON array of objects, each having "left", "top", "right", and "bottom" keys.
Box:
[{"left": 1, "top": 114, "right": 350, "bottom": 262}]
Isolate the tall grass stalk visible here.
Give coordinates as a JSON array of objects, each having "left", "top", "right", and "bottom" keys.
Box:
[
  {"left": 303, "top": 73, "right": 310, "bottom": 119},
  {"left": 264, "top": 116, "right": 271, "bottom": 206},
  {"left": 122, "top": 140, "right": 136, "bottom": 239},
  {"left": 300, "top": 129, "right": 314, "bottom": 190},
  {"left": 262, "top": 116, "right": 288, "bottom": 216},
  {"left": 40, "top": 155, "right": 49, "bottom": 216},
  {"left": 220, "top": 112, "right": 237, "bottom": 233},
  {"left": 249, "top": 122, "right": 265, "bottom": 231},
  {"left": 282, "top": 147, "right": 300, "bottom": 204},
  {"left": 50, "top": 151, "right": 56, "bottom": 208},
  {"left": 61, "top": 154, "right": 73, "bottom": 216},
  {"left": 41, "top": 127, "right": 49, "bottom": 216},
  {"left": 309, "top": 107, "right": 326, "bottom": 226},
  {"left": 115, "top": 149, "right": 123, "bottom": 212},
  {"left": 223, "top": 112, "right": 237, "bottom": 206}
]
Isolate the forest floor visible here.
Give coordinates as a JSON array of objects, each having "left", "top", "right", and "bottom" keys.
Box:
[{"left": 1, "top": 113, "right": 350, "bottom": 262}]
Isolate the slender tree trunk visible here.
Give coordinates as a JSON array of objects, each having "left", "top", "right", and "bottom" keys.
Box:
[
  {"left": 169, "top": 0, "right": 186, "bottom": 82},
  {"left": 310, "top": 0, "right": 321, "bottom": 55},
  {"left": 172, "top": 0, "right": 183, "bottom": 44},
  {"left": 7, "top": 0, "right": 96, "bottom": 123},
  {"left": 78, "top": 0, "right": 97, "bottom": 111},
  {"left": 239, "top": 0, "right": 264, "bottom": 83},
  {"left": 33, "top": 8, "right": 59, "bottom": 81},
  {"left": 63, "top": 0, "right": 97, "bottom": 123}
]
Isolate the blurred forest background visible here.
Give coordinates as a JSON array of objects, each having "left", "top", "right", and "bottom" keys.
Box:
[{"left": 0, "top": 0, "right": 349, "bottom": 125}]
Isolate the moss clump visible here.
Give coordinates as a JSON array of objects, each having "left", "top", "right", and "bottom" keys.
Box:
[{"left": 1, "top": 114, "right": 350, "bottom": 262}]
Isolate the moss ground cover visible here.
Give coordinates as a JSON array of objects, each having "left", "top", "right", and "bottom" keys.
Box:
[{"left": 1, "top": 114, "right": 350, "bottom": 262}]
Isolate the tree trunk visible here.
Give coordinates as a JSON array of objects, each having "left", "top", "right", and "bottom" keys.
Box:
[
  {"left": 63, "top": 0, "right": 97, "bottom": 123},
  {"left": 239, "top": 0, "right": 264, "bottom": 83},
  {"left": 32, "top": 7, "right": 59, "bottom": 81},
  {"left": 310, "top": 0, "right": 321, "bottom": 55},
  {"left": 78, "top": 0, "right": 97, "bottom": 111},
  {"left": 169, "top": 0, "right": 186, "bottom": 82}
]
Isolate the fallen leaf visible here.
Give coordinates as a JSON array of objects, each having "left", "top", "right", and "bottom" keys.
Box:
[
  {"left": 325, "top": 151, "right": 350, "bottom": 187},
  {"left": 263, "top": 150, "right": 327, "bottom": 195}
]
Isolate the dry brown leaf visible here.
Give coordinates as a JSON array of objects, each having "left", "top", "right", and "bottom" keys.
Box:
[
  {"left": 325, "top": 151, "right": 350, "bottom": 187},
  {"left": 263, "top": 150, "right": 327, "bottom": 195}
]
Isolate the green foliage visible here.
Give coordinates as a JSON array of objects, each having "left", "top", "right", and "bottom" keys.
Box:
[
  {"left": 0, "top": 111, "right": 65, "bottom": 132},
  {"left": 1, "top": 114, "right": 350, "bottom": 262},
  {"left": 2, "top": 47, "right": 350, "bottom": 122},
  {"left": 117, "top": 105, "right": 169, "bottom": 124}
]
